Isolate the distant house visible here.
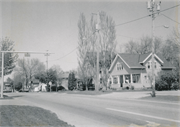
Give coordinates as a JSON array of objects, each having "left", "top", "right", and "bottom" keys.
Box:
[
  {"left": 59, "top": 73, "right": 69, "bottom": 90},
  {"left": 108, "top": 52, "right": 175, "bottom": 89},
  {"left": 4, "top": 82, "right": 12, "bottom": 92},
  {"left": 32, "top": 79, "right": 39, "bottom": 86}
]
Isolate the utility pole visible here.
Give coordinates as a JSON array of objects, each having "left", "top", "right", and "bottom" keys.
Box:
[
  {"left": 147, "top": 0, "right": 161, "bottom": 97},
  {"left": 95, "top": 12, "right": 100, "bottom": 91},
  {"left": 44, "top": 50, "right": 51, "bottom": 92},
  {"left": 0, "top": 51, "right": 54, "bottom": 98},
  {"left": 1, "top": 52, "right": 4, "bottom": 98},
  {"left": 45, "top": 50, "right": 49, "bottom": 71}
]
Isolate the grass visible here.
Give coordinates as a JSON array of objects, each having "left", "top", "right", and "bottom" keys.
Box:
[
  {"left": 0, "top": 95, "right": 13, "bottom": 100},
  {"left": 60, "top": 90, "right": 113, "bottom": 95},
  {"left": 140, "top": 95, "right": 180, "bottom": 102},
  {"left": 59, "top": 89, "right": 152, "bottom": 95},
  {"left": 0, "top": 105, "right": 75, "bottom": 127}
]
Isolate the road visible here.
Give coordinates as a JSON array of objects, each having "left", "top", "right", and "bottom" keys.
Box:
[{"left": 1, "top": 92, "right": 180, "bottom": 127}]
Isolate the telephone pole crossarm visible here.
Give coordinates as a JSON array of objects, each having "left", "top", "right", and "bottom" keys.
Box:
[{"left": 0, "top": 50, "right": 54, "bottom": 98}]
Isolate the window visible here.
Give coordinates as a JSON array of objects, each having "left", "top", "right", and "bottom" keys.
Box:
[
  {"left": 100, "top": 78, "right": 102, "bottom": 84},
  {"left": 113, "top": 77, "right": 118, "bottom": 84},
  {"left": 133, "top": 74, "right": 140, "bottom": 83},
  {"left": 148, "top": 61, "right": 157, "bottom": 69},
  {"left": 117, "top": 62, "right": 123, "bottom": 70},
  {"left": 148, "top": 62, "right": 150, "bottom": 69},
  {"left": 125, "top": 75, "right": 130, "bottom": 83}
]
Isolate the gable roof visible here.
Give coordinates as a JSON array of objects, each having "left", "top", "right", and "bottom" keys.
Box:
[
  {"left": 139, "top": 52, "right": 164, "bottom": 64},
  {"left": 155, "top": 53, "right": 175, "bottom": 68},
  {"left": 109, "top": 52, "right": 175, "bottom": 72},
  {"left": 108, "top": 53, "right": 145, "bottom": 71}
]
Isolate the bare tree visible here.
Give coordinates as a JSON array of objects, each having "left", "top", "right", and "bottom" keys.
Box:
[
  {"left": 161, "top": 38, "right": 179, "bottom": 80},
  {"left": 97, "top": 11, "right": 117, "bottom": 90},
  {"left": 0, "top": 37, "right": 18, "bottom": 76},
  {"left": 124, "top": 36, "right": 162, "bottom": 54},
  {"left": 77, "top": 11, "right": 117, "bottom": 90},
  {"left": 14, "top": 58, "right": 45, "bottom": 88},
  {"left": 77, "top": 13, "right": 92, "bottom": 90}
]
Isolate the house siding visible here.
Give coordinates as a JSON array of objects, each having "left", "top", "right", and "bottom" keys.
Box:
[
  {"left": 108, "top": 53, "right": 174, "bottom": 90},
  {"left": 110, "top": 57, "right": 129, "bottom": 76},
  {"left": 145, "top": 59, "right": 162, "bottom": 76}
]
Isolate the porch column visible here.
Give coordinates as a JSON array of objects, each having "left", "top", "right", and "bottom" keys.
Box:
[
  {"left": 130, "top": 74, "right": 133, "bottom": 83},
  {"left": 111, "top": 76, "right": 113, "bottom": 84},
  {"left": 123, "top": 75, "right": 125, "bottom": 84},
  {"left": 117, "top": 75, "right": 120, "bottom": 85}
]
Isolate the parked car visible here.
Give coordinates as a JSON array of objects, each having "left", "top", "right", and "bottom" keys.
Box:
[
  {"left": 88, "top": 84, "right": 95, "bottom": 91},
  {"left": 48, "top": 85, "right": 66, "bottom": 91}
]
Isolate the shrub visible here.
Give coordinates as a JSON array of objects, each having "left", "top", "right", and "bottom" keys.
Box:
[
  {"left": 131, "top": 85, "right": 134, "bottom": 90},
  {"left": 15, "top": 82, "right": 22, "bottom": 91},
  {"left": 155, "top": 78, "right": 169, "bottom": 91},
  {"left": 155, "top": 71, "right": 179, "bottom": 91},
  {"left": 77, "top": 81, "right": 86, "bottom": 91},
  {"left": 171, "top": 81, "right": 179, "bottom": 90},
  {"left": 68, "top": 72, "right": 76, "bottom": 90}
]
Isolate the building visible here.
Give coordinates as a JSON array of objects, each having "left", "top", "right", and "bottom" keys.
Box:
[
  {"left": 108, "top": 52, "right": 174, "bottom": 89},
  {"left": 59, "top": 73, "right": 69, "bottom": 90}
]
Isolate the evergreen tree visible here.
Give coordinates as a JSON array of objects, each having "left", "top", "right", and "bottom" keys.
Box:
[{"left": 68, "top": 72, "right": 75, "bottom": 90}]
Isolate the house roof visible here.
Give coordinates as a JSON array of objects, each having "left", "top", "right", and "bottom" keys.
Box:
[
  {"left": 32, "top": 79, "right": 39, "bottom": 84},
  {"left": 59, "top": 73, "right": 69, "bottom": 79},
  {"left": 109, "top": 52, "right": 175, "bottom": 71},
  {"left": 155, "top": 53, "right": 175, "bottom": 68},
  {"left": 119, "top": 53, "right": 145, "bottom": 68}
]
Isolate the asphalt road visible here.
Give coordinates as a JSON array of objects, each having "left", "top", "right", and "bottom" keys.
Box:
[{"left": 1, "top": 92, "right": 180, "bottom": 127}]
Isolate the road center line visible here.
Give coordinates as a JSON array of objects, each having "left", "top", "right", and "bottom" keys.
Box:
[{"left": 106, "top": 108, "right": 180, "bottom": 123}]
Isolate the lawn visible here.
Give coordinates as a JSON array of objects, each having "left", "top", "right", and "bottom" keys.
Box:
[
  {"left": 60, "top": 90, "right": 113, "bottom": 95},
  {"left": 0, "top": 105, "right": 75, "bottom": 127},
  {"left": 140, "top": 95, "right": 180, "bottom": 102},
  {"left": 59, "top": 89, "right": 152, "bottom": 95}
]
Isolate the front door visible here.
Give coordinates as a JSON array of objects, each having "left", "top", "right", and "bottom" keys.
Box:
[{"left": 120, "top": 75, "right": 123, "bottom": 87}]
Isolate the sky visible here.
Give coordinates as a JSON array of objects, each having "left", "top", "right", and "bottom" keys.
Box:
[{"left": 0, "top": 0, "right": 179, "bottom": 72}]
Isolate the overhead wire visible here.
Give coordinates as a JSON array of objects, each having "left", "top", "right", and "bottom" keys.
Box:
[
  {"left": 49, "top": 4, "right": 180, "bottom": 62},
  {"left": 114, "top": 4, "right": 180, "bottom": 27},
  {"left": 161, "top": 13, "right": 180, "bottom": 24},
  {"left": 49, "top": 31, "right": 96, "bottom": 62}
]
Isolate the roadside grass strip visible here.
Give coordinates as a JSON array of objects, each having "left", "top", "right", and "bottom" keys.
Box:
[
  {"left": 106, "top": 108, "right": 180, "bottom": 123},
  {"left": 0, "top": 105, "right": 75, "bottom": 127},
  {"left": 124, "top": 98, "right": 180, "bottom": 105}
]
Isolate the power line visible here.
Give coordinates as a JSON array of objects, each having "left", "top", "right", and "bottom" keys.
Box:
[
  {"left": 115, "top": 4, "right": 180, "bottom": 27},
  {"left": 49, "top": 4, "right": 180, "bottom": 62},
  {"left": 161, "top": 13, "right": 180, "bottom": 24},
  {"left": 159, "top": 4, "right": 180, "bottom": 13},
  {"left": 49, "top": 31, "right": 96, "bottom": 62},
  {"left": 49, "top": 47, "right": 78, "bottom": 62},
  {"left": 115, "top": 15, "right": 149, "bottom": 27}
]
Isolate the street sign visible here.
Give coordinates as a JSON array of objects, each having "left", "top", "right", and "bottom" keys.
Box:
[{"left": 24, "top": 52, "right": 30, "bottom": 57}]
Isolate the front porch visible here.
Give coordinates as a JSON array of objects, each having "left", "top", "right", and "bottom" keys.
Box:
[{"left": 109, "top": 73, "right": 150, "bottom": 89}]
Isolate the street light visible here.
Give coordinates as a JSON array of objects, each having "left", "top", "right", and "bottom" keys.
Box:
[{"left": 155, "top": 25, "right": 169, "bottom": 28}]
